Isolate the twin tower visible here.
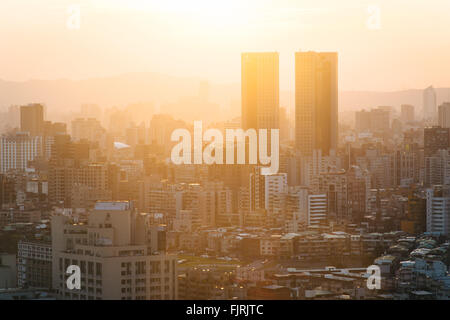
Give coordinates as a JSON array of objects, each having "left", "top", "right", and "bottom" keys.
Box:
[{"left": 241, "top": 51, "right": 338, "bottom": 157}]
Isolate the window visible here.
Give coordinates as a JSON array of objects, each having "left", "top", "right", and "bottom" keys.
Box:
[
  {"left": 135, "top": 261, "right": 146, "bottom": 275},
  {"left": 96, "top": 263, "right": 102, "bottom": 276},
  {"left": 150, "top": 261, "right": 160, "bottom": 274},
  {"left": 88, "top": 262, "right": 94, "bottom": 275}
]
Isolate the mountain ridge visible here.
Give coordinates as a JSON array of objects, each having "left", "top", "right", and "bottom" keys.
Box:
[{"left": 1, "top": 73, "right": 449, "bottom": 120}]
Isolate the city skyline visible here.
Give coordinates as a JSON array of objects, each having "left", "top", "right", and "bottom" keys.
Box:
[{"left": 1, "top": 0, "right": 450, "bottom": 304}]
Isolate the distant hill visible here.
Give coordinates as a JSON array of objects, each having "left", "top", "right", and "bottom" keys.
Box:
[
  {"left": 0, "top": 73, "right": 203, "bottom": 117},
  {"left": 1, "top": 73, "right": 449, "bottom": 121}
]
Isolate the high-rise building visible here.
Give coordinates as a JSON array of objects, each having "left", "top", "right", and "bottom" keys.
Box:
[
  {"left": 0, "top": 133, "right": 42, "bottom": 173},
  {"left": 300, "top": 149, "right": 341, "bottom": 187},
  {"left": 264, "top": 173, "right": 287, "bottom": 214},
  {"left": 249, "top": 166, "right": 265, "bottom": 212},
  {"left": 285, "top": 186, "right": 309, "bottom": 225},
  {"left": 139, "top": 178, "right": 182, "bottom": 217},
  {"left": 214, "top": 184, "right": 235, "bottom": 227},
  {"left": 241, "top": 52, "right": 279, "bottom": 130},
  {"left": 295, "top": 51, "right": 338, "bottom": 156},
  {"left": 284, "top": 186, "right": 308, "bottom": 232},
  {"left": 42, "top": 121, "right": 68, "bottom": 160},
  {"left": 307, "top": 193, "right": 327, "bottom": 226},
  {"left": 44, "top": 121, "right": 67, "bottom": 136},
  {"left": 355, "top": 107, "right": 390, "bottom": 133},
  {"left": 311, "top": 165, "right": 370, "bottom": 224},
  {"left": 149, "top": 114, "right": 188, "bottom": 154},
  {"left": 312, "top": 170, "right": 348, "bottom": 223},
  {"left": 48, "top": 135, "right": 95, "bottom": 207},
  {"left": 126, "top": 123, "right": 147, "bottom": 146},
  {"left": 401, "top": 192, "right": 426, "bottom": 235},
  {"left": 279, "top": 107, "right": 290, "bottom": 142},
  {"left": 424, "top": 149, "right": 450, "bottom": 186},
  {"left": 393, "top": 149, "right": 420, "bottom": 187},
  {"left": 424, "top": 126, "right": 449, "bottom": 157},
  {"left": 426, "top": 186, "right": 450, "bottom": 237},
  {"left": 423, "top": 86, "right": 437, "bottom": 122},
  {"left": 0, "top": 174, "right": 15, "bottom": 208},
  {"left": 401, "top": 104, "right": 415, "bottom": 123},
  {"left": 438, "top": 102, "right": 450, "bottom": 128},
  {"left": 0, "top": 253, "right": 16, "bottom": 289},
  {"left": 49, "top": 162, "right": 111, "bottom": 209},
  {"left": 52, "top": 201, "right": 178, "bottom": 300},
  {"left": 346, "top": 166, "right": 370, "bottom": 223},
  {"left": 355, "top": 109, "right": 371, "bottom": 133},
  {"left": 17, "top": 241, "right": 52, "bottom": 289},
  {"left": 20, "top": 103, "right": 44, "bottom": 136},
  {"left": 183, "top": 183, "right": 216, "bottom": 228},
  {"left": 71, "top": 118, "right": 105, "bottom": 143},
  {"left": 357, "top": 148, "right": 396, "bottom": 189}
]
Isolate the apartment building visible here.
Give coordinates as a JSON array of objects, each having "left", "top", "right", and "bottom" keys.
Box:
[
  {"left": 0, "top": 133, "right": 42, "bottom": 173},
  {"left": 308, "top": 194, "right": 328, "bottom": 226},
  {"left": 52, "top": 200, "right": 177, "bottom": 300},
  {"left": 17, "top": 240, "right": 52, "bottom": 288},
  {"left": 426, "top": 186, "right": 450, "bottom": 236}
]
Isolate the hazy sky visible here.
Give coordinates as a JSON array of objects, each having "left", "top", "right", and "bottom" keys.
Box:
[{"left": 1, "top": 0, "right": 450, "bottom": 91}]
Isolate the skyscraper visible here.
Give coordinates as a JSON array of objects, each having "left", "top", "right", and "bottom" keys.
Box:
[
  {"left": 438, "top": 102, "right": 450, "bottom": 128},
  {"left": 241, "top": 52, "right": 279, "bottom": 130},
  {"left": 424, "top": 126, "right": 449, "bottom": 157},
  {"left": 20, "top": 103, "right": 44, "bottom": 136},
  {"left": 295, "top": 51, "right": 338, "bottom": 156},
  {"left": 401, "top": 104, "right": 415, "bottom": 123},
  {"left": 423, "top": 86, "right": 437, "bottom": 122}
]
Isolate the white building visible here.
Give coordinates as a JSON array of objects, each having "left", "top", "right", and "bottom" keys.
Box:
[
  {"left": 0, "top": 133, "right": 42, "bottom": 173},
  {"left": 264, "top": 173, "right": 287, "bottom": 213},
  {"left": 308, "top": 194, "right": 328, "bottom": 226},
  {"left": 426, "top": 186, "right": 450, "bottom": 236}
]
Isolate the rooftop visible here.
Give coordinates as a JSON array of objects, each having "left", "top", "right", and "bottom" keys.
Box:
[{"left": 94, "top": 201, "right": 131, "bottom": 211}]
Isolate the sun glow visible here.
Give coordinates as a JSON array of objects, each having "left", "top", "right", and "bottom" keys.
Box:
[
  {"left": 93, "top": 0, "right": 253, "bottom": 31},
  {"left": 95, "top": 0, "right": 249, "bottom": 17}
]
